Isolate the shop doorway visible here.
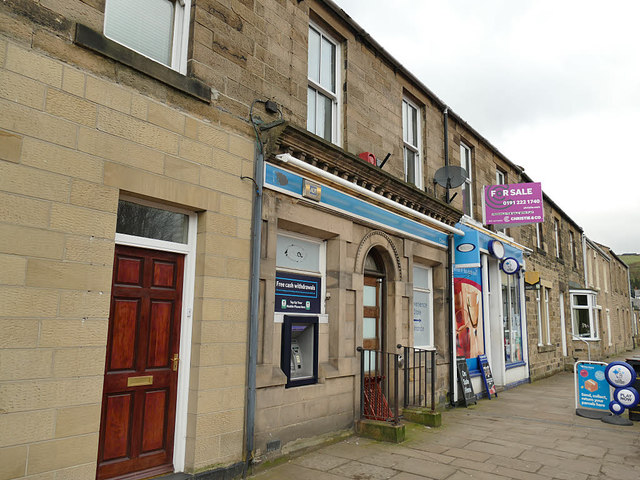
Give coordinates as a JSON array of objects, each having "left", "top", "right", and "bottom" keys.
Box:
[
  {"left": 487, "top": 257, "right": 505, "bottom": 386},
  {"left": 363, "top": 250, "right": 386, "bottom": 362},
  {"left": 97, "top": 245, "right": 184, "bottom": 480},
  {"left": 362, "top": 250, "right": 393, "bottom": 420}
]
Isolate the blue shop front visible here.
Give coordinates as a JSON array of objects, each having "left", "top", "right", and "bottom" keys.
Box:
[{"left": 453, "top": 222, "right": 529, "bottom": 399}]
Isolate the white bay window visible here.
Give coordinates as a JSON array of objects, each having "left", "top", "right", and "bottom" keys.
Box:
[{"left": 571, "top": 291, "right": 598, "bottom": 340}]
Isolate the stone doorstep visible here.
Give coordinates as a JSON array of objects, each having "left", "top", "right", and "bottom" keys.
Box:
[
  {"left": 154, "top": 474, "right": 191, "bottom": 480},
  {"left": 153, "top": 461, "right": 245, "bottom": 480},
  {"left": 355, "top": 419, "right": 405, "bottom": 443}
]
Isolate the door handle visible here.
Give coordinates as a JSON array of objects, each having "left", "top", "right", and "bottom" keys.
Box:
[{"left": 171, "top": 353, "right": 179, "bottom": 371}]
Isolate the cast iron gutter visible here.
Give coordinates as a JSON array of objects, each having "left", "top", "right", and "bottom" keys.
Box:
[
  {"left": 243, "top": 100, "right": 278, "bottom": 475},
  {"left": 243, "top": 138, "right": 262, "bottom": 477},
  {"left": 443, "top": 107, "right": 456, "bottom": 407}
]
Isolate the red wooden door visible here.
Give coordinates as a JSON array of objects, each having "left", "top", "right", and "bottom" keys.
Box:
[{"left": 97, "top": 245, "right": 184, "bottom": 480}]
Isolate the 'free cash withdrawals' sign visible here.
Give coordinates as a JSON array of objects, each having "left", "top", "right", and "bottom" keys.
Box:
[
  {"left": 275, "top": 271, "right": 321, "bottom": 313},
  {"left": 576, "top": 362, "right": 611, "bottom": 411},
  {"left": 483, "top": 182, "right": 544, "bottom": 226}
]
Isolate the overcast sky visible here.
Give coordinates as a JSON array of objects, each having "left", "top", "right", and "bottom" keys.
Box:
[{"left": 333, "top": 0, "right": 640, "bottom": 255}]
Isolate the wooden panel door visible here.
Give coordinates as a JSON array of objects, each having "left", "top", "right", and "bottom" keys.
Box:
[
  {"left": 363, "top": 275, "right": 380, "bottom": 351},
  {"left": 97, "top": 245, "right": 184, "bottom": 480}
]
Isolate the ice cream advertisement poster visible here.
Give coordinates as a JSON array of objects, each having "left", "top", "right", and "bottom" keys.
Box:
[
  {"left": 454, "top": 267, "right": 484, "bottom": 361},
  {"left": 575, "top": 362, "right": 611, "bottom": 411}
]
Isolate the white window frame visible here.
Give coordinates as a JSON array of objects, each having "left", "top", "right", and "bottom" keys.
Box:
[
  {"left": 554, "top": 218, "right": 561, "bottom": 258},
  {"left": 501, "top": 270, "right": 523, "bottom": 364},
  {"left": 570, "top": 290, "right": 598, "bottom": 340},
  {"left": 274, "top": 231, "right": 327, "bottom": 324},
  {"left": 494, "top": 170, "right": 506, "bottom": 233},
  {"left": 412, "top": 265, "right": 433, "bottom": 349},
  {"left": 307, "top": 22, "right": 341, "bottom": 145},
  {"left": 104, "top": 0, "right": 191, "bottom": 74},
  {"left": 402, "top": 98, "right": 423, "bottom": 188},
  {"left": 460, "top": 142, "right": 473, "bottom": 218},
  {"left": 536, "top": 287, "right": 551, "bottom": 346},
  {"left": 114, "top": 196, "right": 197, "bottom": 473},
  {"left": 535, "top": 223, "right": 543, "bottom": 249},
  {"left": 569, "top": 231, "right": 575, "bottom": 267},
  {"left": 544, "top": 287, "right": 551, "bottom": 345}
]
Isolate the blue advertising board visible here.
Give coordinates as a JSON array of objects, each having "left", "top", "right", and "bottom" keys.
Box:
[
  {"left": 275, "top": 271, "right": 322, "bottom": 314},
  {"left": 576, "top": 362, "right": 610, "bottom": 411},
  {"left": 454, "top": 229, "right": 480, "bottom": 267}
]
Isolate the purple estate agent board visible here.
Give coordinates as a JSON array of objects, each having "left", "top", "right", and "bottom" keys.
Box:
[{"left": 483, "top": 182, "right": 544, "bottom": 226}]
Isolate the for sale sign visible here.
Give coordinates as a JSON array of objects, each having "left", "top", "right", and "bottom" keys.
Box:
[{"left": 483, "top": 182, "right": 544, "bottom": 226}]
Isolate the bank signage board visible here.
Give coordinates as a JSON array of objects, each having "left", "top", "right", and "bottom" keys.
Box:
[
  {"left": 275, "top": 271, "right": 322, "bottom": 314},
  {"left": 483, "top": 182, "right": 544, "bottom": 226}
]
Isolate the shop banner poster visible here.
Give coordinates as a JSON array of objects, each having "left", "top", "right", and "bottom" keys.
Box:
[
  {"left": 576, "top": 361, "right": 610, "bottom": 411},
  {"left": 454, "top": 267, "right": 484, "bottom": 360}
]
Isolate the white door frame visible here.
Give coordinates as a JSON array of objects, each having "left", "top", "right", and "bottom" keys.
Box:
[
  {"left": 484, "top": 255, "right": 505, "bottom": 386},
  {"left": 114, "top": 197, "right": 197, "bottom": 473}
]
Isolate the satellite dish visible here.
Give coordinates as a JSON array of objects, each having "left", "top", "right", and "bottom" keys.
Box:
[{"left": 433, "top": 165, "right": 468, "bottom": 189}]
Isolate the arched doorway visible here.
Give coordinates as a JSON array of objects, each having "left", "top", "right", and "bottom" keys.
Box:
[{"left": 363, "top": 249, "right": 385, "bottom": 369}]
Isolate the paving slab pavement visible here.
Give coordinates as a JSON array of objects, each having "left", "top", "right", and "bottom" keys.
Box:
[{"left": 250, "top": 350, "right": 640, "bottom": 480}]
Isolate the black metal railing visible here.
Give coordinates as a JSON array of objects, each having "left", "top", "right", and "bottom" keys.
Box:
[
  {"left": 356, "top": 347, "right": 400, "bottom": 425},
  {"left": 357, "top": 345, "right": 438, "bottom": 425},
  {"left": 401, "top": 346, "right": 437, "bottom": 411}
]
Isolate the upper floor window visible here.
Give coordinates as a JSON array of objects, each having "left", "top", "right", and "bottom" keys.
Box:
[
  {"left": 307, "top": 24, "right": 340, "bottom": 144},
  {"left": 402, "top": 99, "right": 422, "bottom": 188},
  {"left": 569, "top": 231, "right": 576, "bottom": 267},
  {"left": 535, "top": 223, "right": 543, "bottom": 250},
  {"left": 460, "top": 142, "right": 473, "bottom": 217},
  {"left": 554, "top": 218, "right": 561, "bottom": 258},
  {"left": 104, "top": 0, "right": 191, "bottom": 74}
]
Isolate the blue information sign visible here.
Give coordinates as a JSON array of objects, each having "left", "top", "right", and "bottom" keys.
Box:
[
  {"left": 576, "top": 362, "right": 610, "bottom": 411},
  {"left": 275, "top": 271, "right": 322, "bottom": 314}
]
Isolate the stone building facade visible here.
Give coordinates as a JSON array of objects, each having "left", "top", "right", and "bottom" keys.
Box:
[
  {"left": 514, "top": 195, "right": 585, "bottom": 379},
  {"left": 0, "top": 1, "right": 635, "bottom": 479},
  {"left": 0, "top": 0, "right": 289, "bottom": 478},
  {"left": 582, "top": 241, "right": 634, "bottom": 356}
]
